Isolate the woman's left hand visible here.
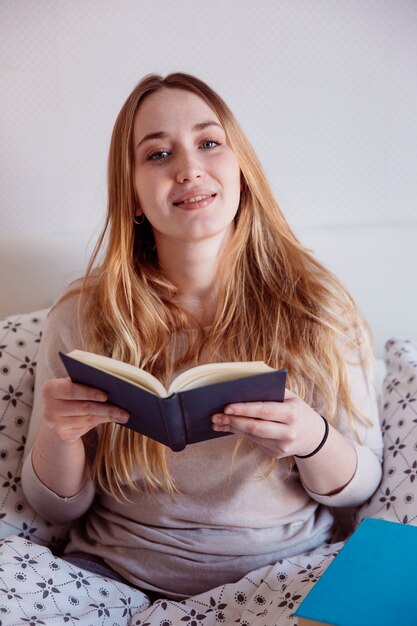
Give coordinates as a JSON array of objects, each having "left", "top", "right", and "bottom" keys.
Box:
[{"left": 211, "top": 389, "right": 327, "bottom": 459}]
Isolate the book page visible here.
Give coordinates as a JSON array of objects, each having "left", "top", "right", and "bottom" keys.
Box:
[
  {"left": 169, "top": 361, "right": 275, "bottom": 393},
  {"left": 66, "top": 350, "right": 167, "bottom": 396}
]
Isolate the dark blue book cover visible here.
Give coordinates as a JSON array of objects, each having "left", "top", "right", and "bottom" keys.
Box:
[
  {"left": 295, "top": 518, "right": 417, "bottom": 626},
  {"left": 60, "top": 352, "right": 287, "bottom": 452}
]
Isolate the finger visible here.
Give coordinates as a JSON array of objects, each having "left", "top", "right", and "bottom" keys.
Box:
[
  {"left": 222, "top": 401, "right": 291, "bottom": 423},
  {"left": 239, "top": 433, "right": 293, "bottom": 459},
  {"left": 49, "top": 414, "right": 125, "bottom": 442},
  {"left": 42, "top": 378, "right": 108, "bottom": 402},
  {"left": 212, "top": 413, "right": 293, "bottom": 440},
  {"left": 49, "top": 412, "right": 129, "bottom": 433},
  {"left": 44, "top": 398, "right": 129, "bottom": 420}
]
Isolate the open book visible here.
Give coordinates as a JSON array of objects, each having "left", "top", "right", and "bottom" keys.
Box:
[{"left": 60, "top": 350, "right": 287, "bottom": 451}]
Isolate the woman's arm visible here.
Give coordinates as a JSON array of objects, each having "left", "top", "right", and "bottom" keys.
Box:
[
  {"left": 31, "top": 377, "right": 129, "bottom": 497},
  {"left": 211, "top": 352, "right": 383, "bottom": 506},
  {"left": 21, "top": 294, "right": 129, "bottom": 522}
]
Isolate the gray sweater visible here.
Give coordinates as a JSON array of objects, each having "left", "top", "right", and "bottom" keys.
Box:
[{"left": 22, "top": 295, "right": 383, "bottom": 598}]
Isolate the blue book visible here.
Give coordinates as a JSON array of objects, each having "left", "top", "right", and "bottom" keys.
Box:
[
  {"left": 60, "top": 350, "right": 286, "bottom": 452},
  {"left": 295, "top": 518, "right": 417, "bottom": 626}
]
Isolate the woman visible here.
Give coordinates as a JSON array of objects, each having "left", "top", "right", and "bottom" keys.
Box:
[{"left": 22, "top": 72, "right": 383, "bottom": 601}]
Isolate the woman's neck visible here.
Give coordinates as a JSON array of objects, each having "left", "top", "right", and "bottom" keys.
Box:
[{"left": 155, "top": 231, "right": 231, "bottom": 327}]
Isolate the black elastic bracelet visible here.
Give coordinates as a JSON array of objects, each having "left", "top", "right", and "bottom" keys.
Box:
[{"left": 294, "top": 415, "right": 329, "bottom": 459}]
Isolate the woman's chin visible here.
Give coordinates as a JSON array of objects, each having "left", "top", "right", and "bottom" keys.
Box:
[{"left": 154, "top": 219, "right": 235, "bottom": 247}]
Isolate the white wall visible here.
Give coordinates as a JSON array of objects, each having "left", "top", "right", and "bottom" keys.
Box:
[{"left": 1, "top": 0, "right": 416, "bottom": 240}]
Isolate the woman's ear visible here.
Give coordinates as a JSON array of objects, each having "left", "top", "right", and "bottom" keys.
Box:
[{"left": 133, "top": 203, "right": 145, "bottom": 225}]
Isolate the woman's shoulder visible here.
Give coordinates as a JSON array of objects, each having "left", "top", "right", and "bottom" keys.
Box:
[
  {"left": 44, "top": 278, "right": 90, "bottom": 350},
  {"left": 48, "top": 280, "right": 83, "bottom": 321}
]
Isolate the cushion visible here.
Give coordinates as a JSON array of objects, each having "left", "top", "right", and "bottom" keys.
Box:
[
  {"left": 0, "top": 534, "right": 149, "bottom": 624},
  {"left": 1, "top": 313, "right": 416, "bottom": 625},
  {"left": 0, "top": 532, "right": 341, "bottom": 626},
  {"left": 0, "top": 309, "right": 69, "bottom": 548},
  {"left": 357, "top": 337, "right": 417, "bottom": 525}
]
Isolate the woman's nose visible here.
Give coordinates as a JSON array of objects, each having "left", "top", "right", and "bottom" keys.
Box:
[{"left": 175, "top": 150, "right": 203, "bottom": 183}]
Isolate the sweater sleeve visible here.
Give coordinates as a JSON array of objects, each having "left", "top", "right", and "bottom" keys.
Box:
[
  {"left": 21, "top": 450, "right": 95, "bottom": 523},
  {"left": 21, "top": 290, "right": 96, "bottom": 522},
  {"left": 303, "top": 351, "right": 383, "bottom": 508}
]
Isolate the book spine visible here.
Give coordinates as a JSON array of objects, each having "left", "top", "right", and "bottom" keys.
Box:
[{"left": 159, "top": 395, "right": 187, "bottom": 452}]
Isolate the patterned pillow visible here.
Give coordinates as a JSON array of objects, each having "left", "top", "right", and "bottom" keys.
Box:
[
  {"left": 0, "top": 535, "right": 149, "bottom": 625},
  {"left": 0, "top": 309, "right": 69, "bottom": 548},
  {"left": 356, "top": 337, "right": 417, "bottom": 525},
  {"left": 0, "top": 532, "right": 341, "bottom": 626}
]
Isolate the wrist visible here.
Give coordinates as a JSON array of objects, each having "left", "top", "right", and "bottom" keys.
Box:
[
  {"left": 31, "top": 423, "right": 88, "bottom": 497},
  {"left": 294, "top": 415, "right": 329, "bottom": 459},
  {"left": 39, "top": 419, "right": 85, "bottom": 447}
]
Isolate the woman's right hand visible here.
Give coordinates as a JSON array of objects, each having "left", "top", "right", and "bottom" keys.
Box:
[{"left": 41, "top": 377, "right": 130, "bottom": 442}]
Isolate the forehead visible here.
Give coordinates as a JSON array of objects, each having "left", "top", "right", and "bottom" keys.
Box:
[{"left": 133, "top": 88, "right": 222, "bottom": 135}]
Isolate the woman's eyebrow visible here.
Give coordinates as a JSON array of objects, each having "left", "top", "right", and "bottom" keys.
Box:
[
  {"left": 193, "top": 120, "right": 223, "bottom": 132},
  {"left": 136, "top": 131, "right": 167, "bottom": 150},
  {"left": 136, "top": 120, "right": 224, "bottom": 150}
]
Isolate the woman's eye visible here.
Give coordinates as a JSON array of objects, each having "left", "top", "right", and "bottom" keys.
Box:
[
  {"left": 201, "top": 139, "right": 221, "bottom": 150},
  {"left": 147, "top": 150, "right": 170, "bottom": 161}
]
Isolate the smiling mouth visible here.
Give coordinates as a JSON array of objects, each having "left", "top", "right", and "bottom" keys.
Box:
[{"left": 173, "top": 193, "right": 216, "bottom": 206}]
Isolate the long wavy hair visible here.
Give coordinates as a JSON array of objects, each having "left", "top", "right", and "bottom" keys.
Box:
[{"left": 70, "top": 72, "right": 372, "bottom": 500}]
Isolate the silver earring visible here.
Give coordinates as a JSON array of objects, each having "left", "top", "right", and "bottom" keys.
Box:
[{"left": 133, "top": 214, "right": 145, "bottom": 225}]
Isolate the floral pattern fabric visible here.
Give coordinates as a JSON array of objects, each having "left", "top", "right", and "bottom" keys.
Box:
[
  {"left": 0, "top": 310, "right": 416, "bottom": 625},
  {"left": 0, "top": 309, "right": 69, "bottom": 549},
  {"left": 356, "top": 337, "right": 417, "bottom": 526}
]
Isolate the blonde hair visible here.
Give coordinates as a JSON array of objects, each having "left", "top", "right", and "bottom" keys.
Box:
[{"left": 70, "top": 73, "right": 372, "bottom": 499}]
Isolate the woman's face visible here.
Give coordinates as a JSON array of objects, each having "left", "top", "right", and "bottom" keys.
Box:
[{"left": 132, "top": 88, "right": 241, "bottom": 248}]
